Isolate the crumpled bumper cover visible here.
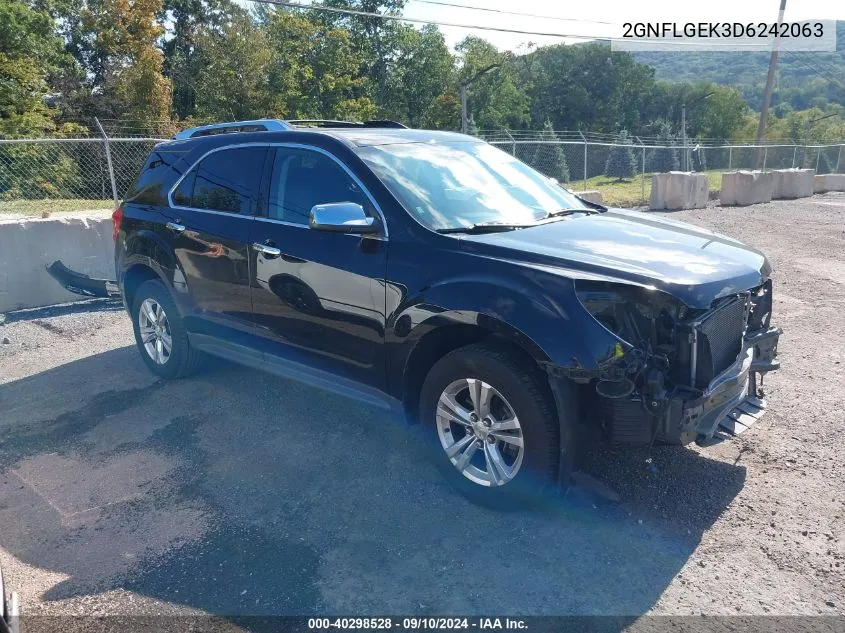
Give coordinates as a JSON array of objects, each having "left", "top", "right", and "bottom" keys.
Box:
[
  {"left": 45, "top": 260, "right": 119, "bottom": 298},
  {"left": 664, "top": 325, "right": 781, "bottom": 444}
]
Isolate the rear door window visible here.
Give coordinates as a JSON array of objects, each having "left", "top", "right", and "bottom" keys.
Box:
[{"left": 174, "top": 146, "right": 268, "bottom": 215}]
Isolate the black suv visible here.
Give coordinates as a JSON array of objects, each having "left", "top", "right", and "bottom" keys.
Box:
[{"left": 114, "top": 119, "right": 781, "bottom": 504}]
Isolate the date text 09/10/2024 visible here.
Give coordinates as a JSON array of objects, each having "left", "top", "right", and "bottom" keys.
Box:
[{"left": 307, "top": 618, "right": 528, "bottom": 630}]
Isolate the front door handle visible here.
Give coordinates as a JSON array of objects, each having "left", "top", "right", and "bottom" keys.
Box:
[
  {"left": 252, "top": 242, "right": 282, "bottom": 257},
  {"left": 166, "top": 221, "right": 186, "bottom": 233}
]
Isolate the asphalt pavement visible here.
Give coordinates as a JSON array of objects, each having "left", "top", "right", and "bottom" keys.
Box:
[{"left": 0, "top": 195, "right": 843, "bottom": 624}]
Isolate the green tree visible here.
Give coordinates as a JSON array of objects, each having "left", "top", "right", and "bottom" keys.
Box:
[
  {"left": 321, "top": 0, "right": 407, "bottom": 108},
  {"left": 0, "top": 0, "right": 70, "bottom": 136},
  {"left": 193, "top": 9, "right": 274, "bottom": 120},
  {"left": 674, "top": 83, "right": 749, "bottom": 141},
  {"left": 456, "top": 37, "right": 529, "bottom": 131},
  {"left": 420, "top": 90, "right": 460, "bottom": 130},
  {"left": 521, "top": 43, "right": 657, "bottom": 133},
  {"left": 530, "top": 120, "right": 569, "bottom": 182},
  {"left": 605, "top": 130, "right": 637, "bottom": 181},
  {"left": 61, "top": 0, "right": 172, "bottom": 123},
  {"left": 263, "top": 9, "right": 376, "bottom": 120},
  {"left": 647, "top": 120, "right": 679, "bottom": 173},
  {"left": 382, "top": 24, "right": 455, "bottom": 126},
  {"left": 160, "top": 0, "right": 231, "bottom": 119}
]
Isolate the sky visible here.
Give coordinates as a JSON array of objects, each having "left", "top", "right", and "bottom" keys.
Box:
[{"left": 396, "top": 0, "right": 845, "bottom": 51}]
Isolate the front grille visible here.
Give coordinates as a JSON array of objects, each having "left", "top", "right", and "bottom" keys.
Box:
[{"left": 695, "top": 297, "right": 747, "bottom": 387}]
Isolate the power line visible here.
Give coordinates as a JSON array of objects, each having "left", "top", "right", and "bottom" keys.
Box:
[
  {"left": 783, "top": 50, "right": 845, "bottom": 92},
  {"left": 408, "top": 0, "right": 618, "bottom": 27},
  {"left": 788, "top": 51, "right": 844, "bottom": 87},
  {"left": 252, "top": 0, "right": 772, "bottom": 47},
  {"left": 252, "top": 0, "right": 612, "bottom": 40}
]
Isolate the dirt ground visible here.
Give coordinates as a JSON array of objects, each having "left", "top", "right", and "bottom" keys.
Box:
[{"left": 0, "top": 193, "right": 843, "bottom": 623}]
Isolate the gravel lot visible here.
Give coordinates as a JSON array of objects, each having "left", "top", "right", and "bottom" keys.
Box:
[{"left": 0, "top": 194, "right": 843, "bottom": 622}]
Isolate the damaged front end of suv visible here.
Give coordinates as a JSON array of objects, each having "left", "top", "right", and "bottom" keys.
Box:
[{"left": 557, "top": 277, "right": 781, "bottom": 446}]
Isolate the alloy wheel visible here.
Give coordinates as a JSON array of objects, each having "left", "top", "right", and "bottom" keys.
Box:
[
  {"left": 138, "top": 298, "right": 172, "bottom": 365},
  {"left": 435, "top": 378, "right": 524, "bottom": 487}
]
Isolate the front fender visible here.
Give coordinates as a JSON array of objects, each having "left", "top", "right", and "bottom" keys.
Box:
[{"left": 386, "top": 272, "right": 621, "bottom": 397}]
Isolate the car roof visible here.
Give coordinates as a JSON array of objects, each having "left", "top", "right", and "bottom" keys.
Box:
[
  {"left": 155, "top": 127, "right": 480, "bottom": 152},
  {"left": 317, "top": 128, "right": 477, "bottom": 147}
]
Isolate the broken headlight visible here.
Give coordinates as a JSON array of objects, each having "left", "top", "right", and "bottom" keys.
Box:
[{"left": 574, "top": 280, "right": 689, "bottom": 349}]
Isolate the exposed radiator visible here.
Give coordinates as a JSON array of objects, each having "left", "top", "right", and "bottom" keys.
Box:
[{"left": 694, "top": 297, "right": 748, "bottom": 388}]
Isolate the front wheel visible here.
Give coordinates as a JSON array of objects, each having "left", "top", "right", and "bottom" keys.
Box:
[{"left": 419, "top": 343, "right": 567, "bottom": 507}]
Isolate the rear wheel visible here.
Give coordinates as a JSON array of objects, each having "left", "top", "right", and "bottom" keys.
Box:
[
  {"left": 419, "top": 343, "right": 566, "bottom": 507},
  {"left": 131, "top": 280, "right": 203, "bottom": 379}
]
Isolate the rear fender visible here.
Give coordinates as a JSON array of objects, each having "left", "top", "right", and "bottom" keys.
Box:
[{"left": 120, "top": 228, "right": 188, "bottom": 312}]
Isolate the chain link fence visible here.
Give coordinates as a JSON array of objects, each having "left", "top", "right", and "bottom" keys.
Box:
[
  {"left": 480, "top": 131, "right": 844, "bottom": 206},
  {"left": 1, "top": 127, "right": 843, "bottom": 216},
  {"left": 0, "top": 136, "right": 162, "bottom": 217}
]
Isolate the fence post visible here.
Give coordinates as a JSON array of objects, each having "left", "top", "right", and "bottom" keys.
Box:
[
  {"left": 816, "top": 149, "right": 821, "bottom": 172},
  {"left": 579, "top": 131, "right": 587, "bottom": 192},
  {"left": 504, "top": 129, "right": 515, "bottom": 156},
  {"left": 792, "top": 146, "right": 797, "bottom": 168},
  {"left": 837, "top": 145, "right": 842, "bottom": 173},
  {"left": 636, "top": 136, "right": 646, "bottom": 204},
  {"left": 94, "top": 117, "right": 119, "bottom": 207},
  {"left": 728, "top": 146, "right": 732, "bottom": 170},
  {"left": 762, "top": 146, "right": 768, "bottom": 171}
]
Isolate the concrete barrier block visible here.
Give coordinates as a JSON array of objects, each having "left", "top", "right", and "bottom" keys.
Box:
[
  {"left": 772, "top": 168, "right": 815, "bottom": 199},
  {"left": 816, "top": 174, "right": 845, "bottom": 193},
  {"left": 649, "top": 172, "right": 708, "bottom": 210},
  {"left": 0, "top": 210, "right": 114, "bottom": 312},
  {"left": 573, "top": 190, "right": 603, "bottom": 205},
  {"left": 720, "top": 171, "right": 774, "bottom": 206}
]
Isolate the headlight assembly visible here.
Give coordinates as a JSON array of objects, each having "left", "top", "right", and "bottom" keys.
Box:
[{"left": 574, "top": 280, "right": 689, "bottom": 349}]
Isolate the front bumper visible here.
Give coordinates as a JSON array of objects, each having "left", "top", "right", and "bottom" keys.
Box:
[{"left": 662, "top": 325, "right": 781, "bottom": 444}]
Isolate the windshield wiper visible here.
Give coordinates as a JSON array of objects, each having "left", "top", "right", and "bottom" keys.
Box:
[
  {"left": 546, "top": 206, "right": 599, "bottom": 218},
  {"left": 436, "top": 222, "right": 534, "bottom": 234}
]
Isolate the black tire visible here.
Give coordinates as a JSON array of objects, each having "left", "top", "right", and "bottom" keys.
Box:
[
  {"left": 131, "top": 279, "right": 204, "bottom": 379},
  {"left": 419, "top": 342, "right": 571, "bottom": 508}
]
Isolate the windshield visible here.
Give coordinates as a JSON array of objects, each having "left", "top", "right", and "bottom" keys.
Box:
[{"left": 357, "top": 141, "right": 587, "bottom": 231}]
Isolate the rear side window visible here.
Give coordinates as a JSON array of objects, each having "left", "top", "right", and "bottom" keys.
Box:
[
  {"left": 126, "top": 150, "right": 183, "bottom": 206},
  {"left": 173, "top": 146, "right": 267, "bottom": 214}
]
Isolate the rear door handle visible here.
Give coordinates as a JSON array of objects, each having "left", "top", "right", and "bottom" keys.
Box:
[
  {"left": 252, "top": 242, "right": 282, "bottom": 257},
  {"left": 166, "top": 221, "right": 185, "bottom": 233}
]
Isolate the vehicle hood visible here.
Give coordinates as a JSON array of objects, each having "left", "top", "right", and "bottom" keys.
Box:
[{"left": 458, "top": 208, "right": 771, "bottom": 309}]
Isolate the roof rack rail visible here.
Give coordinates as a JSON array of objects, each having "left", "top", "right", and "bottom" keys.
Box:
[
  {"left": 172, "top": 118, "right": 410, "bottom": 139},
  {"left": 287, "top": 119, "right": 363, "bottom": 128},
  {"left": 288, "top": 119, "right": 409, "bottom": 129},
  {"left": 362, "top": 120, "right": 408, "bottom": 129},
  {"left": 173, "top": 119, "right": 292, "bottom": 140}
]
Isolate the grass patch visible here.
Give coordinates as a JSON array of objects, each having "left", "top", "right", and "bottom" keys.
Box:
[
  {"left": 0, "top": 198, "right": 115, "bottom": 216},
  {"left": 570, "top": 171, "right": 723, "bottom": 207}
]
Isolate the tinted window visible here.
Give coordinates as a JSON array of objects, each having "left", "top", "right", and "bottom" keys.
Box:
[
  {"left": 171, "top": 169, "right": 195, "bottom": 206},
  {"left": 268, "top": 148, "right": 370, "bottom": 224},
  {"left": 179, "top": 146, "right": 267, "bottom": 214},
  {"left": 127, "top": 150, "right": 184, "bottom": 206}
]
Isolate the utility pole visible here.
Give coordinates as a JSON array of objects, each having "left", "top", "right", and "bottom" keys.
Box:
[
  {"left": 754, "top": 0, "right": 787, "bottom": 169},
  {"left": 460, "top": 83, "right": 469, "bottom": 134},
  {"left": 681, "top": 92, "right": 714, "bottom": 171}
]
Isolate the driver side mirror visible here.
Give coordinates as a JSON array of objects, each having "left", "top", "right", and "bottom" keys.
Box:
[{"left": 309, "top": 202, "right": 381, "bottom": 235}]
